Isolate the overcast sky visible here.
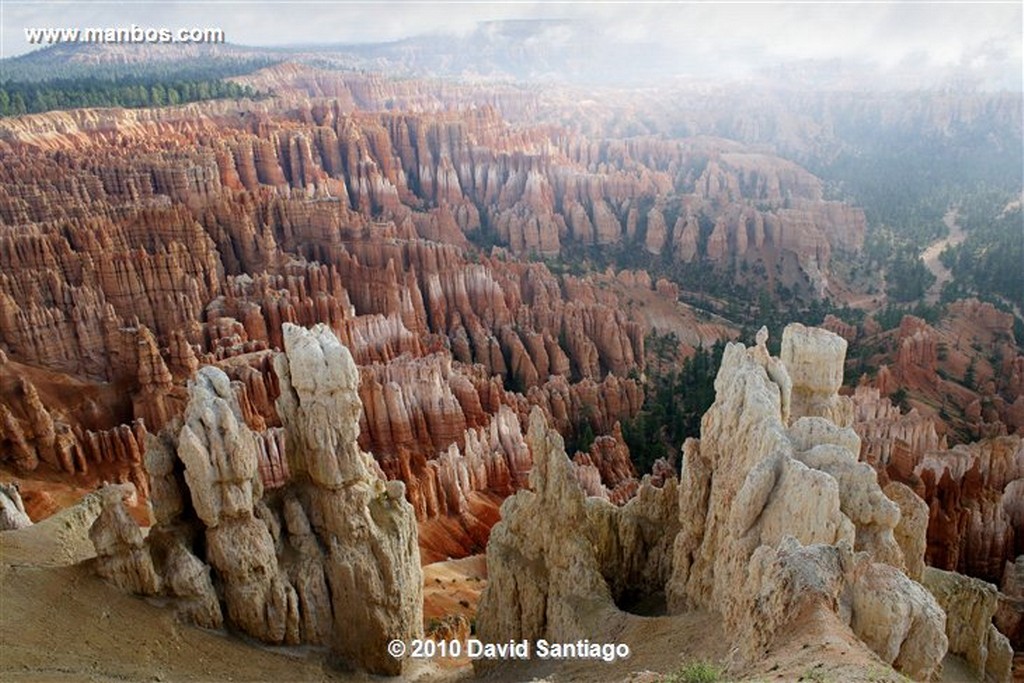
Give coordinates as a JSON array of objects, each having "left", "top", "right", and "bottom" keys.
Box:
[{"left": 3, "top": 1, "right": 1021, "bottom": 87}]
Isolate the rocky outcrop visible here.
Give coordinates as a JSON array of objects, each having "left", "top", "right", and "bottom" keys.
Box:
[
  {"left": 90, "top": 324, "right": 423, "bottom": 675},
  {"left": 150, "top": 532, "right": 224, "bottom": 630},
  {"left": 0, "top": 481, "right": 33, "bottom": 530},
  {"left": 175, "top": 366, "right": 301, "bottom": 645},
  {"left": 742, "top": 537, "right": 945, "bottom": 679},
  {"left": 0, "top": 95, "right": 851, "bottom": 392},
  {"left": 273, "top": 323, "right": 422, "bottom": 674},
  {"left": 420, "top": 403, "right": 529, "bottom": 517},
  {"left": 475, "top": 407, "right": 677, "bottom": 658},
  {"left": 922, "top": 567, "right": 1013, "bottom": 683},
  {"left": 132, "top": 326, "right": 184, "bottom": 432},
  {"left": 477, "top": 324, "right": 954, "bottom": 681},
  {"left": 883, "top": 482, "right": 928, "bottom": 582},
  {"left": 572, "top": 422, "right": 638, "bottom": 503},
  {"left": 89, "top": 484, "right": 161, "bottom": 595},
  {"left": 667, "top": 325, "right": 946, "bottom": 679},
  {"left": 782, "top": 323, "right": 853, "bottom": 426},
  {"left": 996, "top": 556, "right": 1023, "bottom": 649}
]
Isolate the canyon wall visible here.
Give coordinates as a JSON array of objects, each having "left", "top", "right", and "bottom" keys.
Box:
[
  {"left": 1, "top": 98, "right": 667, "bottom": 551},
  {"left": 91, "top": 324, "right": 422, "bottom": 675},
  {"left": 477, "top": 324, "right": 961, "bottom": 680}
]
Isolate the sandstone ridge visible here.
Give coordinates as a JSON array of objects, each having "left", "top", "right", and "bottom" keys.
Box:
[
  {"left": 89, "top": 323, "right": 422, "bottom": 676},
  {"left": 477, "top": 323, "right": 957, "bottom": 680}
]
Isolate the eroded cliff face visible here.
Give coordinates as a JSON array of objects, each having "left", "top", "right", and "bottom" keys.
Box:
[
  {"left": 849, "top": 372, "right": 1023, "bottom": 594},
  {"left": 1, "top": 98, "right": 666, "bottom": 551},
  {"left": 666, "top": 324, "right": 946, "bottom": 679},
  {"left": 90, "top": 324, "right": 422, "bottom": 675},
  {"left": 922, "top": 567, "right": 1013, "bottom": 682},
  {"left": 475, "top": 406, "right": 677, "bottom": 653},
  {"left": 477, "top": 323, "right": 954, "bottom": 680}
]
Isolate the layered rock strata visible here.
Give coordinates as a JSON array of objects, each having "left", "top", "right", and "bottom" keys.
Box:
[
  {"left": 922, "top": 567, "right": 1013, "bottom": 683},
  {"left": 667, "top": 325, "right": 946, "bottom": 679},
  {"left": 476, "top": 407, "right": 678, "bottom": 655},
  {"left": 90, "top": 324, "right": 422, "bottom": 676}
]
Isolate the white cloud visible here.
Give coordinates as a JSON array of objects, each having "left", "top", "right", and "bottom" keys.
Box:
[{"left": 3, "top": 1, "right": 1020, "bottom": 87}]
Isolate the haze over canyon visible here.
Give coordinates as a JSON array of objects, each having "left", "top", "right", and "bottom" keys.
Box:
[{"left": 1, "top": 8, "right": 1022, "bottom": 683}]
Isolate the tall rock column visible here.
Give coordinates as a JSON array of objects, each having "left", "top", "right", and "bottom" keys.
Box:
[
  {"left": 274, "top": 322, "right": 422, "bottom": 676},
  {"left": 782, "top": 322, "right": 853, "bottom": 427},
  {"left": 176, "top": 367, "right": 300, "bottom": 645},
  {"left": 667, "top": 325, "right": 947, "bottom": 680},
  {"left": 475, "top": 407, "right": 678, "bottom": 668},
  {"left": 476, "top": 408, "right": 615, "bottom": 645}
]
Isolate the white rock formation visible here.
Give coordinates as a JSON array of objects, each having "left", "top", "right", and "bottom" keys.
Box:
[
  {"left": 149, "top": 531, "right": 223, "bottom": 630},
  {"left": 0, "top": 482, "right": 32, "bottom": 530},
  {"left": 667, "top": 325, "right": 947, "bottom": 680},
  {"left": 782, "top": 322, "right": 853, "bottom": 427},
  {"left": 922, "top": 567, "right": 1013, "bottom": 683},
  {"left": 178, "top": 366, "right": 300, "bottom": 645},
  {"left": 884, "top": 481, "right": 928, "bottom": 581},
  {"left": 273, "top": 322, "right": 422, "bottom": 676},
  {"left": 89, "top": 484, "right": 161, "bottom": 595},
  {"left": 475, "top": 407, "right": 678, "bottom": 658},
  {"left": 92, "top": 323, "right": 424, "bottom": 676},
  {"left": 143, "top": 430, "right": 185, "bottom": 526}
]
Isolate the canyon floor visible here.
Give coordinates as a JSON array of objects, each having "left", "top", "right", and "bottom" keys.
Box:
[
  {"left": 0, "top": 53, "right": 1019, "bottom": 683},
  {"left": 1, "top": 499, "right": 991, "bottom": 683},
  {"left": 920, "top": 209, "right": 967, "bottom": 305}
]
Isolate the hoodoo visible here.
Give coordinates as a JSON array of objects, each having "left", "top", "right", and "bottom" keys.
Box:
[
  {"left": 478, "top": 324, "right": 958, "bottom": 680},
  {"left": 1, "top": 13, "right": 1021, "bottom": 680},
  {"left": 89, "top": 323, "right": 423, "bottom": 675}
]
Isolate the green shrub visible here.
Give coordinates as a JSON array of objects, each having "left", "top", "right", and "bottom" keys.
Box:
[{"left": 665, "top": 661, "right": 723, "bottom": 683}]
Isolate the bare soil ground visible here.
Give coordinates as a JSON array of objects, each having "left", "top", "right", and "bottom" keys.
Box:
[
  {"left": 920, "top": 208, "right": 966, "bottom": 304},
  {"left": 1, "top": 503, "right": 359, "bottom": 682},
  {"left": 1, "top": 500, "right": 990, "bottom": 683}
]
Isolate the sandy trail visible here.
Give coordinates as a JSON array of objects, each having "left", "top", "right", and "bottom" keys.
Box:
[{"left": 921, "top": 208, "right": 966, "bottom": 303}]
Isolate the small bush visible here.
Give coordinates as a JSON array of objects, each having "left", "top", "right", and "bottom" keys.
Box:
[{"left": 665, "top": 661, "right": 723, "bottom": 683}]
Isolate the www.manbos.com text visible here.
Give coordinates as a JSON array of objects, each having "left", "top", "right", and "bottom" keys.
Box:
[{"left": 24, "top": 25, "right": 226, "bottom": 46}]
